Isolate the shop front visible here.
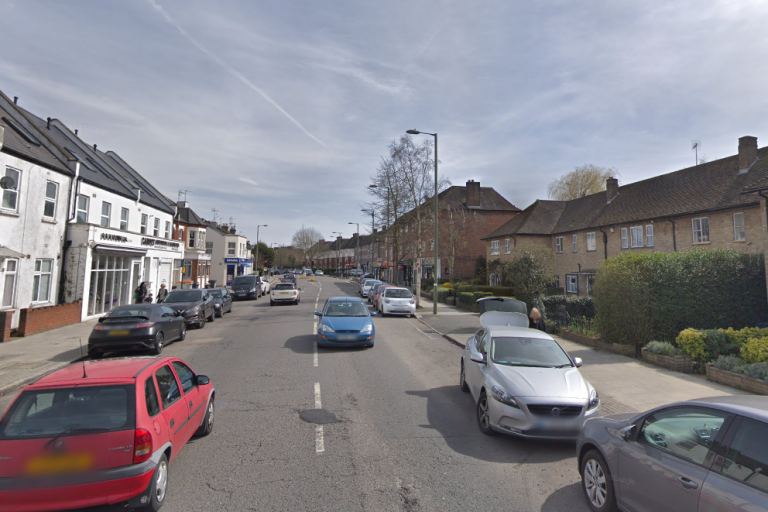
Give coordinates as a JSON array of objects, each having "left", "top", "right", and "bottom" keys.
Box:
[{"left": 224, "top": 257, "right": 253, "bottom": 286}]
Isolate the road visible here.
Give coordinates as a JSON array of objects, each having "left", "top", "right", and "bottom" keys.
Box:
[{"left": 1, "top": 278, "right": 587, "bottom": 511}]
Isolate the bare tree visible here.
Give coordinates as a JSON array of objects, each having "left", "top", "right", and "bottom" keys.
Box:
[
  {"left": 438, "top": 203, "right": 475, "bottom": 283},
  {"left": 547, "top": 164, "right": 619, "bottom": 201},
  {"left": 292, "top": 226, "right": 323, "bottom": 264}
]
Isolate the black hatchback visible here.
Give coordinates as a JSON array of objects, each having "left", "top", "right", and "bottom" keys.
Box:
[{"left": 88, "top": 304, "right": 186, "bottom": 358}]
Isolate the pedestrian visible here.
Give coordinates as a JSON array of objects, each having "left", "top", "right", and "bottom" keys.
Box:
[
  {"left": 144, "top": 293, "right": 154, "bottom": 304},
  {"left": 156, "top": 283, "right": 168, "bottom": 303},
  {"left": 134, "top": 282, "right": 147, "bottom": 304},
  {"left": 529, "top": 307, "right": 546, "bottom": 332}
]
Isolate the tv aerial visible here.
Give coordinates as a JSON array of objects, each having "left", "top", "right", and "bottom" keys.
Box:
[{"left": 691, "top": 140, "right": 701, "bottom": 165}]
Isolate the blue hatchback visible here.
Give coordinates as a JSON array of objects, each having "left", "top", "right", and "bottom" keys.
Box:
[{"left": 315, "top": 296, "right": 377, "bottom": 348}]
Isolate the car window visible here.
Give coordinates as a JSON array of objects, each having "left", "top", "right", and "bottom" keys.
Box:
[
  {"left": 164, "top": 290, "right": 202, "bottom": 303},
  {"left": 638, "top": 407, "right": 729, "bottom": 466},
  {"left": 720, "top": 418, "right": 768, "bottom": 493},
  {"left": 155, "top": 365, "right": 182, "bottom": 408},
  {"left": 491, "top": 336, "right": 572, "bottom": 367},
  {"left": 385, "top": 289, "right": 413, "bottom": 299},
  {"left": 172, "top": 361, "right": 196, "bottom": 394},
  {"left": 161, "top": 306, "right": 176, "bottom": 316},
  {"left": 145, "top": 377, "right": 161, "bottom": 416},
  {"left": 323, "top": 301, "right": 369, "bottom": 317}
]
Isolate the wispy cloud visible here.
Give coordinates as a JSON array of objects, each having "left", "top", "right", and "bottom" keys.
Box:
[{"left": 238, "top": 177, "right": 258, "bottom": 186}]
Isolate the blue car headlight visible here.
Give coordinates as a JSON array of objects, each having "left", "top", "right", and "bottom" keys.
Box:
[
  {"left": 321, "top": 324, "right": 335, "bottom": 333},
  {"left": 588, "top": 389, "right": 600, "bottom": 410},
  {"left": 360, "top": 324, "right": 373, "bottom": 333},
  {"left": 491, "top": 385, "right": 519, "bottom": 408}
]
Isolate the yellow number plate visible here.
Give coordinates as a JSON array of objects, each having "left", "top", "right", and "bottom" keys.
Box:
[
  {"left": 109, "top": 330, "right": 131, "bottom": 336},
  {"left": 25, "top": 452, "right": 93, "bottom": 475}
]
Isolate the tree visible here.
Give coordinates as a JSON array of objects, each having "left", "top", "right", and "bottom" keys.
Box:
[
  {"left": 501, "top": 245, "right": 555, "bottom": 308},
  {"left": 292, "top": 226, "right": 323, "bottom": 263},
  {"left": 438, "top": 203, "right": 476, "bottom": 283},
  {"left": 547, "top": 164, "right": 619, "bottom": 201},
  {"left": 251, "top": 242, "right": 275, "bottom": 268}
]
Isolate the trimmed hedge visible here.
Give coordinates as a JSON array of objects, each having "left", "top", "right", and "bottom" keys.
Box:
[
  {"left": 456, "top": 285, "right": 515, "bottom": 296},
  {"left": 594, "top": 249, "right": 767, "bottom": 351},
  {"left": 541, "top": 296, "right": 595, "bottom": 321}
]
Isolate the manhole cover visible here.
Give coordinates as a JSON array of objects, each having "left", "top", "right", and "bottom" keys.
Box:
[{"left": 299, "top": 409, "right": 340, "bottom": 424}]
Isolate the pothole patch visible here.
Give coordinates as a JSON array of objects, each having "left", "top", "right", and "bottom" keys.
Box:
[{"left": 299, "top": 409, "right": 340, "bottom": 424}]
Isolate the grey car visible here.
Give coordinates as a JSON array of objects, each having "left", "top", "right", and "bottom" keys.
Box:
[{"left": 576, "top": 395, "right": 768, "bottom": 512}]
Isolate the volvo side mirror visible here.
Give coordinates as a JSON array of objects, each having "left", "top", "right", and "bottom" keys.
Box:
[
  {"left": 620, "top": 424, "right": 636, "bottom": 442},
  {"left": 573, "top": 357, "right": 583, "bottom": 367},
  {"left": 470, "top": 353, "right": 486, "bottom": 364}
]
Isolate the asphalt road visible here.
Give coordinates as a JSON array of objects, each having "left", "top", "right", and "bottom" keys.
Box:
[{"left": 1, "top": 278, "right": 590, "bottom": 512}]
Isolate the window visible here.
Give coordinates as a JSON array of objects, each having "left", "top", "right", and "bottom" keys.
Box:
[
  {"left": 100, "top": 202, "right": 111, "bottom": 227},
  {"left": 646, "top": 225, "right": 654, "bottom": 247},
  {"left": 720, "top": 418, "right": 768, "bottom": 493},
  {"left": 566, "top": 275, "right": 578, "bottom": 294},
  {"left": 489, "top": 273, "right": 501, "bottom": 286},
  {"left": 153, "top": 218, "right": 160, "bottom": 237},
  {"left": 733, "top": 212, "right": 746, "bottom": 241},
  {"left": 556, "top": 237, "right": 564, "bottom": 253},
  {"left": 430, "top": 239, "right": 434, "bottom": 251},
  {"left": 140, "top": 214, "right": 148, "bottom": 234},
  {"left": 586, "top": 232, "right": 596, "bottom": 252},
  {"left": 572, "top": 234, "right": 578, "bottom": 253},
  {"left": 206, "top": 242, "right": 213, "bottom": 255},
  {"left": 228, "top": 242, "right": 236, "bottom": 256},
  {"left": 490, "top": 240, "right": 500, "bottom": 255},
  {"left": 1, "top": 167, "right": 20, "bottom": 211},
  {"left": 120, "top": 208, "right": 129, "bottom": 230},
  {"left": 32, "top": 259, "right": 53, "bottom": 302},
  {"left": 155, "top": 365, "right": 181, "bottom": 408},
  {"left": 165, "top": 221, "right": 171, "bottom": 239},
  {"left": 144, "top": 377, "right": 160, "bottom": 416},
  {"left": 638, "top": 407, "right": 728, "bottom": 466},
  {"left": 621, "top": 228, "right": 628, "bottom": 249},
  {"left": 198, "top": 231, "right": 205, "bottom": 248},
  {"left": 554, "top": 275, "right": 560, "bottom": 289},
  {"left": 692, "top": 217, "right": 710, "bottom": 243},
  {"left": 2, "top": 259, "right": 17, "bottom": 307},
  {"left": 178, "top": 226, "right": 184, "bottom": 241},
  {"left": 189, "top": 230, "right": 196, "bottom": 249},
  {"left": 172, "top": 361, "right": 196, "bottom": 394},
  {"left": 587, "top": 275, "right": 595, "bottom": 295},
  {"left": 504, "top": 239, "right": 511, "bottom": 254},
  {"left": 630, "top": 226, "right": 643, "bottom": 248},
  {"left": 43, "top": 181, "right": 57, "bottom": 219},
  {"left": 76, "top": 195, "right": 89, "bottom": 223}
]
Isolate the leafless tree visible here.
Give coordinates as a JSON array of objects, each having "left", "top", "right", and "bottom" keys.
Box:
[
  {"left": 438, "top": 203, "right": 475, "bottom": 283},
  {"left": 547, "top": 164, "right": 619, "bottom": 201},
  {"left": 291, "top": 226, "right": 323, "bottom": 264}
]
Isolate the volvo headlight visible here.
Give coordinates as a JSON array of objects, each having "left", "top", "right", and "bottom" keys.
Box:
[
  {"left": 321, "top": 324, "right": 335, "bottom": 333},
  {"left": 360, "top": 324, "right": 373, "bottom": 333},
  {"left": 491, "top": 385, "right": 519, "bottom": 408},
  {"left": 588, "top": 389, "right": 600, "bottom": 410}
]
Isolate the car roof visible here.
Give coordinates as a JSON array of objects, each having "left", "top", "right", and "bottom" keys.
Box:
[
  {"left": 683, "top": 395, "right": 768, "bottom": 422},
  {"left": 383, "top": 287, "right": 409, "bottom": 291},
  {"left": 27, "top": 356, "right": 176, "bottom": 389},
  {"left": 328, "top": 296, "right": 365, "bottom": 303},
  {"left": 485, "top": 325, "right": 554, "bottom": 340}
]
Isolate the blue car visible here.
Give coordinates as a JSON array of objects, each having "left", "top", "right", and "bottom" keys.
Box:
[{"left": 315, "top": 296, "right": 377, "bottom": 348}]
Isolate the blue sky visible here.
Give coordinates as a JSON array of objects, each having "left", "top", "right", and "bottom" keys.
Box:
[{"left": 2, "top": 0, "right": 767, "bottom": 245}]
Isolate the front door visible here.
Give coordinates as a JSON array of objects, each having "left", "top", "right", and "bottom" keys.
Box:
[
  {"left": 154, "top": 364, "right": 189, "bottom": 448},
  {"left": 618, "top": 406, "right": 730, "bottom": 512}
]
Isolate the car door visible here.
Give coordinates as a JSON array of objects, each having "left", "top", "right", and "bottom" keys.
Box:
[
  {"left": 617, "top": 406, "right": 731, "bottom": 512},
  {"left": 154, "top": 364, "right": 189, "bottom": 451},
  {"left": 222, "top": 289, "right": 232, "bottom": 311},
  {"left": 171, "top": 360, "right": 205, "bottom": 441},
  {"left": 465, "top": 329, "right": 488, "bottom": 400},
  {"left": 698, "top": 416, "right": 768, "bottom": 511},
  {"left": 160, "top": 305, "right": 181, "bottom": 338}
]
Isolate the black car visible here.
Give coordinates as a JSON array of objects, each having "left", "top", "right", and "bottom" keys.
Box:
[
  {"left": 231, "top": 275, "right": 261, "bottom": 300},
  {"left": 208, "top": 287, "right": 233, "bottom": 317},
  {"left": 162, "top": 288, "right": 216, "bottom": 328},
  {"left": 88, "top": 304, "right": 186, "bottom": 358}
]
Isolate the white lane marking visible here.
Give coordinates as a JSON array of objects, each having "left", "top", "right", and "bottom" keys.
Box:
[
  {"left": 313, "top": 342, "right": 319, "bottom": 367},
  {"left": 314, "top": 382, "right": 322, "bottom": 409},
  {"left": 315, "top": 425, "right": 325, "bottom": 453}
]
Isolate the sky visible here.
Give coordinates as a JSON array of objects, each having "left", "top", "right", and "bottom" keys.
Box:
[{"left": 2, "top": 0, "right": 767, "bottom": 245}]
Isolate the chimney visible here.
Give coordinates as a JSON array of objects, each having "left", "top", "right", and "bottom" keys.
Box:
[
  {"left": 606, "top": 177, "right": 619, "bottom": 203},
  {"left": 221, "top": 223, "right": 229, "bottom": 231},
  {"left": 93, "top": 144, "right": 97, "bottom": 151},
  {"left": 177, "top": 200, "right": 188, "bottom": 209},
  {"left": 12, "top": 96, "right": 18, "bottom": 105},
  {"left": 739, "top": 136, "right": 758, "bottom": 172},
  {"left": 352, "top": 233, "right": 358, "bottom": 238},
  {"left": 46, "top": 117, "right": 51, "bottom": 129},
  {"left": 229, "top": 227, "right": 236, "bottom": 234},
  {"left": 319, "top": 239, "right": 325, "bottom": 243},
  {"left": 466, "top": 180, "right": 481, "bottom": 208},
  {"left": 373, "top": 228, "right": 378, "bottom": 234}
]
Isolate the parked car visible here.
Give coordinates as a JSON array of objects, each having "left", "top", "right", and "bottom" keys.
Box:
[
  {"left": 259, "top": 275, "right": 270, "bottom": 296},
  {"left": 371, "top": 283, "right": 394, "bottom": 309},
  {"left": 460, "top": 304, "right": 600, "bottom": 439},
  {"left": 208, "top": 287, "right": 233, "bottom": 317},
  {"left": 315, "top": 296, "right": 377, "bottom": 348},
  {"left": 378, "top": 287, "right": 416, "bottom": 317},
  {"left": 270, "top": 282, "right": 300, "bottom": 305},
  {"left": 88, "top": 304, "right": 186, "bottom": 358},
  {"left": 577, "top": 395, "right": 768, "bottom": 512},
  {"left": 315, "top": 270, "right": 324, "bottom": 276},
  {"left": 368, "top": 282, "right": 385, "bottom": 303},
  {"left": 360, "top": 279, "right": 381, "bottom": 298},
  {"left": 230, "top": 275, "right": 261, "bottom": 300},
  {"left": 162, "top": 289, "right": 215, "bottom": 329},
  {"left": 0, "top": 356, "right": 215, "bottom": 512}
]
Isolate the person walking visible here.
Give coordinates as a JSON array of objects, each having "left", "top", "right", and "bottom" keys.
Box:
[
  {"left": 156, "top": 283, "right": 168, "bottom": 303},
  {"left": 134, "top": 282, "right": 147, "bottom": 304},
  {"left": 529, "top": 307, "right": 546, "bottom": 332}
]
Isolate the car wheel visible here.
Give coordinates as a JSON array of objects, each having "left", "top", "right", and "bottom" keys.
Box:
[
  {"left": 138, "top": 453, "right": 168, "bottom": 512},
  {"left": 178, "top": 324, "right": 187, "bottom": 341},
  {"left": 460, "top": 361, "right": 470, "bottom": 392},
  {"left": 476, "top": 391, "right": 496, "bottom": 436},
  {"left": 207, "top": 310, "right": 215, "bottom": 322},
  {"left": 151, "top": 332, "right": 164, "bottom": 355},
  {"left": 198, "top": 317, "right": 206, "bottom": 329},
  {"left": 581, "top": 450, "right": 618, "bottom": 512},
  {"left": 216, "top": 309, "right": 223, "bottom": 318},
  {"left": 195, "top": 398, "right": 215, "bottom": 437}
]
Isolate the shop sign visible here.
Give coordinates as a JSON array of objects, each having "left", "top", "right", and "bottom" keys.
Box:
[
  {"left": 100, "top": 233, "right": 129, "bottom": 243},
  {"left": 141, "top": 237, "right": 181, "bottom": 250}
]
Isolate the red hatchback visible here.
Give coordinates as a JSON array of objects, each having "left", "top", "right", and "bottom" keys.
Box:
[{"left": 0, "top": 356, "right": 215, "bottom": 512}]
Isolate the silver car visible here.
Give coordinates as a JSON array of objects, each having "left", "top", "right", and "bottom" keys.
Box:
[
  {"left": 576, "top": 395, "right": 768, "bottom": 512},
  {"left": 360, "top": 279, "right": 380, "bottom": 298}
]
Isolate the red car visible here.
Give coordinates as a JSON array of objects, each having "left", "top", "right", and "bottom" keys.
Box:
[{"left": 0, "top": 356, "right": 215, "bottom": 512}]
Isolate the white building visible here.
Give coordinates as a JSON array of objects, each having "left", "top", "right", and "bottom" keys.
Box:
[
  {"left": 205, "top": 222, "right": 251, "bottom": 286},
  {"left": 0, "top": 94, "right": 75, "bottom": 328}
]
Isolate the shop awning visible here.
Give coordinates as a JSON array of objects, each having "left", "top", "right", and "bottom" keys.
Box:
[
  {"left": 0, "top": 245, "right": 25, "bottom": 259},
  {"left": 93, "top": 244, "right": 147, "bottom": 256}
]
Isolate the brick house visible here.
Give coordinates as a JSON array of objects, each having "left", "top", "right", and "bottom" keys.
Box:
[
  {"left": 172, "top": 202, "right": 211, "bottom": 288},
  {"left": 483, "top": 136, "right": 768, "bottom": 295}
]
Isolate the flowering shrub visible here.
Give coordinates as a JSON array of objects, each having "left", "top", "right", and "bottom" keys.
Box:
[
  {"left": 646, "top": 341, "right": 678, "bottom": 357},
  {"left": 741, "top": 337, "right": 768, "bottom": 364},
  {"left": 676, "top": 328, "right": 710, "bottom": 365}
]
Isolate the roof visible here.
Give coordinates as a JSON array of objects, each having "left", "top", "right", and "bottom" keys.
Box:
[
  {"left": 438, "top": 185, "right": 520, "bottom": 212},
  {"left": 29, "top": 357, "right": 166, "bottom": 388},
  {"left": 483, "top": 200, "right": 567, "bottom": 239},
  {"left": 176, "top": 206, "right": 207, "bottom": 226}
]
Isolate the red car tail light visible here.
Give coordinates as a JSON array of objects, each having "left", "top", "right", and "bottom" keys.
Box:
[
  {"left": 94, "top": 325, "right": 106, "bottom": 330},
  {"left": 135, "top": 322, "right": 156, "bottom": 328},
  {"left": 134, "top": 428, "right": 152, "bottom": 464}
]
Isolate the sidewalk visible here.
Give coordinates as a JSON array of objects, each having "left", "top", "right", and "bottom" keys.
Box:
[{"left": 414, "top": 296, "right": 747, "bottom": 415}]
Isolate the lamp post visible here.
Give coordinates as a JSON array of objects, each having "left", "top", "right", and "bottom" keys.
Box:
[
  {"left": 362, "top": 208, "right": 375, "bottom": 278},
  {"left": 254, "top": 224, "right": 268, "bottom": 275},
  {"left": 332, "top": 231, "right": 342, "bottom": 275},
  {"left": 348, "top": 222, "right": 359, "bottom": 275},
  {"left": 406, "top": 129, "right": 438, "bottom": 315},
  {"left": 369, "top": 184, "right": 391, "bottom": 283}
]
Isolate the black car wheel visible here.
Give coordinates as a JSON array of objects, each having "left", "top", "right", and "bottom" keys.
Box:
[
  {"left": 581, "top": 450, "right": 618, "bottom": 512},
  {"left": 460, "top": 361, "right": 470, "bottom": 393},
  {"left": 476, "top": 391, "right": 496, "bottom": 436},
  {"left": 195, "top": 398, "right": 215, "bottom": 437},
  {"left": 198, "top": 317, "right": 206, "bottom": 329},
  {"left": 207, "top": 310, "right": 215, "bottom": 322},
  {"left": 178, "top": 323, "right": 187, "bottom": 341},
  {"left": 151, "top": 332, "right": 164, "bottom": 355},
  {"left": 215, "top": 309, "right": 222, "bottom": 318},
  {"left": 138, "top": 453, "right": 168, "bottom": 512}
]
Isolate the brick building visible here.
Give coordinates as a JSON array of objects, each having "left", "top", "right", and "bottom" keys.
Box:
[
  {"left": 172, "top": 202, "right": 211, "bottom": 288},
  {"left": 484, "top": 136, "right": 768, "bottom": 295}
]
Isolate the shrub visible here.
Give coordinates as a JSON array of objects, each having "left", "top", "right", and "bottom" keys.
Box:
[
  {"left": 444, "top": 282, "right": 453, "bottom": 290},
  {"left": 541, "top": 296, "right": 595, "bottom": 322},
  {"left": 741, "top": 337, "right": 768, "bottom": 364},
  {"left": 721, "top": 327, "right": 768, "bottom": 346},
  {"left": 421, "top": 278, "right": 434, "bottom": 292},
  {"left": 646, "top": 341, "right": 678, "bottom": 357},
  {"left": 711, "top": 355, "right": 768, "bottom": 383},
  {"left": 744, "top": 362, "right": 768, "bottom": 382},
  {"left": 436, "top": 287, "right": 450, "bottom": 302},
  {"left": 676, "top": 329, "right": 711, "bottom": 365},
  {"left": 712, "top": 355, "right": 745, "bottom": 373},
  {"left": 456, "top": 285, "right": 515, "bottom": 296},
  {"left": 458, "top": 292, "right": 474, "bottom": 305}
]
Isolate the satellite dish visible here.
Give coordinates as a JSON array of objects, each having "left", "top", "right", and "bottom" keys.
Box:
[{"left": 0, "top": 176, "right": 16, "bottom": 190}]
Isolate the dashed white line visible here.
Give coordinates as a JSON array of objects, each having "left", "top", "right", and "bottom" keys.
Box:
[
  {"left": 314, "top": 382, "right": 322, "bottom": 408},
  {"left": 314, "top": 382, "right": 324, "bottom": 453}
]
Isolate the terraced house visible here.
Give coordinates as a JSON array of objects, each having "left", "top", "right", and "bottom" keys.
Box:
[{"left": 484, "top": 136, "right": 768, "bottom": 295}]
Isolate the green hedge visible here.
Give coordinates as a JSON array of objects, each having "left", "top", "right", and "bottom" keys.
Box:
[
  {"left": 456, "top": 285, "right": 515, "bottom": 296},
  {"left": 595, "top": 250, "right": 768, "bottom": 352},
  {"left": 541, "top": 295, "right": 595, "bottom": 321}
]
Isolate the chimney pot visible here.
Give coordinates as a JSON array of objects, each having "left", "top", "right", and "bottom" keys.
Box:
[
  {"left": 74, "top": 129, "right": 78, "bottom": 135},
  {"left": 606, "top": 177, "right": 619, "bottom": 203},
  {"left": 46, "top": 117, "right": 51, "bottom": 129},
  {"left": 12, "top": 97, "right": 18, "bottom": 105},
  {"left": 738, "top": 136, "right": 758, "bottom": 171},
  {"left": 93, "top": 144, "right": 97, "bottom": 151},
  {"left": 466, "top": 180, "right": 481, "bottom": 207}
]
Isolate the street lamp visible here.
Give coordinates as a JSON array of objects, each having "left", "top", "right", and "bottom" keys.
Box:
[
  {"left": 406, "top": 129, "right": 438, "bottom": 315},
  {"left": 332, "top": 231, "right": 342, "bottom": 275},
  {"left": 255, "top": 224, "right": 268, "bottom": 274},
  {"left": 348, "top": 222, "right": 359, "bottom": 275},
  {"left": 362, "top": 208, "right": 375, "bottom": 278},
  {"left": 369, "top": 184, "right": 391, "bottom": 284}
]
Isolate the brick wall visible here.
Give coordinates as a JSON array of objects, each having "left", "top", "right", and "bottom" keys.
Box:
[
  {"left": 0, "top": 311, "right": 13, "bottom": 342},
  {"left": 17, "top": 301, "right": 82, "bottom": 337}
]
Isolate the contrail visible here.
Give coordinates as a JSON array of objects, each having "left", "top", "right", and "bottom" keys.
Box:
[{"left": 145, "top": 0, "right": 326, "bottom": 148}]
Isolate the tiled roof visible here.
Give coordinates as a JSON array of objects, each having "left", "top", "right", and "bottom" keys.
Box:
[
  {"left": 438, "top": 185, "right": 520, "bottom": 212},
  {"left": 176, "top": 207, "right": 207, "bottom": 226},
  {"left": 483, "top": 200, "right": 567, "bottom": 239}
]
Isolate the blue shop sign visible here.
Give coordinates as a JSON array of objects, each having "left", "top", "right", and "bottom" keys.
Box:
[{"left": 224, "top": 257, "right": 253, "bottom": 264}]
